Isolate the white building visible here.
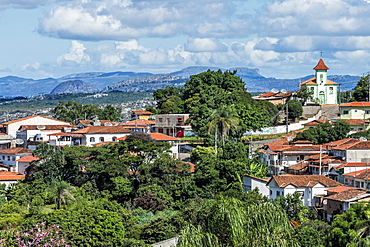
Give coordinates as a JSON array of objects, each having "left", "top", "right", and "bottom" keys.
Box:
[{"left": 0, "top": 147, "right": 33, "bottom": 172}]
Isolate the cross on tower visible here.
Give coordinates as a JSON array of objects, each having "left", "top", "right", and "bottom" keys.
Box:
[{"left": 320, "top": 51, "right": 323, "bottom": 57}]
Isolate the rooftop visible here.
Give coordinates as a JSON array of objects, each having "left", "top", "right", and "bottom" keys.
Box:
[{"left": 270, "top": 175, "right": 341, "bottom": 188}]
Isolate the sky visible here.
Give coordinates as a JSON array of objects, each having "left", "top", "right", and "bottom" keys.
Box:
[{"left": 1, "top": 0, "right": 370, "bottom": 80}]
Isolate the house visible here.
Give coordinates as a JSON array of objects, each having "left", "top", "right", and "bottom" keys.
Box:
[
  {"left": 339, "top": 102, "right": 370, "bottom": 120},
  {"left": 305, "top": 153, "right": 344, "bottom": 177},
  {"left": 344, "top": 119, "right": 370, "bottom": 132},
  {"left": 267, "top": 175, "right": 342, "bottom": 208},
  {"left": 302, "top": 119, "right": 331, "bottom": 130},
  {"left": 322, "top": 187, "right": 370, "bottom": 222},
  {"left": 77, "top": 119, "right": 118, "bottom": 128},
  {"left": 331, "top": 140, "right": 370, "bottom": 162},
  {"left": 120, "top": 119, "right": 155, "bottom": 133},
  {"left": 0, "top": 147, "right": 33, "bottom": 172},
  {"left": 242, "top": 174, "right": 270, "bottom": 196},
  {"left": 299, "top": 58, "right": 338, "bottom": 105},
  {"left": 153, "top": 114, "right": 194, "bottom": 137},
  {"left": 16, "top": 155, "right": 39, "bottom": 174},
  {"left": 16, "top": 124, "right": 74, "bottom": 148},
  {"left": 69, "top": 126, "right": 133, "bottom": 147},
  {"left": 131, "top": 110, "right": 153, "bottom": 120},
  {"left": 48, "top": 133, "right": 74, "bottom": 147},
  {"left": 333, "top": 162, "right": 370, "bottom": 183},
  {"left": 253, "top": 91, "right": 295, "bottom": 105},
  {"left": 0, "top": 133, "right": 13, "bottom": 150},
  {"left": 1, "top": 115, "right": 71, "bottom": 138},
  {"left": 268, "top": 143, "right": 323, "bottom": 175},
  {"left": 342, "top": 168, "right": 370, "bottom": 190},
  {"left": 0, "top": 171, "right": 25, "bottom": 188},
  {"left": 118, "top": 132, "right": 181, "bottom": 159}
]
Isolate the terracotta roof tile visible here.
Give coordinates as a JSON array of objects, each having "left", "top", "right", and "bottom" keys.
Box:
[
  {"left": 313, "top": 58, "right": 329, "bottom": 70},
  {"left": 132, "top": 110, "right": 153, "bottom": 115},
  {"left": 299, "top": 76, "right": 337, "bottom": 86},
  {"left": 340, "top": 102, "right": 370, "bottom": 107},
  {"left": 287, "top": 162, "right": 308, "bottom": 171},
  {"left": 0, "top": 147, "right": 32, "bottom": 154},
  {"left": 48, "top": 132, "right": 73, "bottom": 136},
  {"left": 16, "top": 155, "right": 40, "bottom": 162},
  {"left": 325, "top": 189, "right": 369, "bottom": 202},
  {"left": 346, "top": 141, "right": 370, "bottom": 150},
  {"left": 337, "top": 162, "right": 370, "bottom": 168},
  {"left": 78, "top": 120, "right": 117, "bottom": 126},
  {"left": 345, "top": 119, "right": 369, "bottom": 125},
  {"left": 120, "top": 119, "right": 155, "bottom": 126},
  {"left": 343, "top": 169, "right": 370, "bottom": 179},
  {"left": 0, "top": 171, "right": 25, "bottom": 181},
  {"left": 19, "top": 125, "right": 72, "bottom": 131},
  {"left": 117, "top": 133, "right": 180, "bottom": 141},
  {"left": 71, "top": 126, "right": 133, "bottom": 134},
  {"left": 303, "top": 119, "right": 331, "bottom": 126},
  {"left": 2, "top": 115, "right": 70, "bottom": 125},
  {"left": 270, "top": 175, "right": 341, "bottom": 188},
  {"left": 326, "top": 186, "right": 361, "bottom": 193}
]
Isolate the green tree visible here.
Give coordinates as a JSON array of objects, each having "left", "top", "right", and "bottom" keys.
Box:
[
  {"left": 100, "top": 104, "right": 123, "bottom": 121},
  {"left": 48, "top": 181, "right": 76, "bottom": 209},
  {"left": 208, "top": 105, "right": 239, "bottom": 148},
  {"left": 273, "top": 192, "right": 315, "bottom": 222},
  {"left": 296, "top": 87, "right": 314, "bottom": 105},
  {"left": 183, "top": 70, "right": 269, "bottom": 138},
  {"left": 354, "top": 74, "right": 370, "bottom": 102},
  {"left": 153, "top": 86, "right": 184, "bottom": 114},
  {"left": 287, "top": 100, "right": 303, "bottom": 120}
]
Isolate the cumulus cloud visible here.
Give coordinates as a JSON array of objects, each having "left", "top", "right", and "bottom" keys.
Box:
[
  {"left": 57, "top": 40, "right": 90, "bottom": 67},
  {"left": 37, "top": 0, "right": 252, "bottom": 40},
  {"left": 185, "top": 38, "right": 227, "bottom": 52},
  {"left": 0, "top": 0, "right": 59, "bottom": 9}
]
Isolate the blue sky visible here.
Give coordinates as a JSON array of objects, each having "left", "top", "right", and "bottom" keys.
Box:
[{"left": 1, "top": 0, "right": 370, "bottom": 79}]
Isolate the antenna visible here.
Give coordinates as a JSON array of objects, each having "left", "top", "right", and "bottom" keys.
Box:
[
  {"left": 359, "top": 137, "right": 368, "bottom": 141},
  {"left": 37, "top": 125, "right": 45, "bottom": 130},
  {"left": 15, "top": 139, "right": 24, "bottom": 145},
  {"left": 271, "top": 88, "right": 279, "bottom": 93},
  {"left": 281, "top": 89, "right": 287, "bottom": 93}
]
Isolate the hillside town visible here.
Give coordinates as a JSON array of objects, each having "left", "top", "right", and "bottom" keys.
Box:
[{"left": 1, "top": 59, "right": 370, "bottom": 246}]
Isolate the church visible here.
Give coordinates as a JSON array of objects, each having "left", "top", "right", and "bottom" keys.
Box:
[{"left": 299, "top": 59, "right": 338, "bottom": 105}]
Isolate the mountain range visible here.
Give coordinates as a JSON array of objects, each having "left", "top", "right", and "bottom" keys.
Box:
[{"left": 0, "top": 66, "right": 361, "bottom": 97}]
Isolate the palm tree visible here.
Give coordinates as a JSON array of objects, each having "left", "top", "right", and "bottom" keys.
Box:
[
  {"left": 208, "top": 106, "right": 239, "bottom": 148},
  {"left": 49, "top": 181, "right": 76, "bottom": 209}
]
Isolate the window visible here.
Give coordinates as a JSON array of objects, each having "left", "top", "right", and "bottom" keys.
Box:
[
  {"left": 112, "top": 136, "right": 117, "bottom": 142},
  {"left": 270, "top": 190, "right": 272, "bottom": 195},
  {"left": 66, "top": 136, "right": 71, "bottom": 141},
  {"left": 90, "top": 137, "right": 95, "bottom": 142},
  {"left": 7, "top": 156, "right": 10, "bottom": 161},
  {"left": 158, "top": 118, "right": 163, "bottom": 123},
  {"left": 277, "top": 191, "right": 280, "bottom": 196},
  {"left": 100, "top": 137, "right": 104, "bottom": 142},
  {"left": 342, "top": 110, "right": 349, "bottom": 115},
  {"left": 366, "top": 110, "right": 370, "bottom": 114},
  {"left": 329, "top": 87, "right": 333, "bottom": 94},
  {"left": 12, "top": 157, "right": 15, "bottom": 161}
]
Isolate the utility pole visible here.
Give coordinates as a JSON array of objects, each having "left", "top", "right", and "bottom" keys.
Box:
[
  {"left": 285, "top": 103, "right": 289, "bottom": 134},
  {"left": 319, "top": 145, "right": 322, "bottom": 175},
  {"left": 368, "top": 74, "right": 370, "bottom": 102}
]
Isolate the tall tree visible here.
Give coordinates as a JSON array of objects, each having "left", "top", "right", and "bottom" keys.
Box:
[
  {"left": 354, "top": 74, "right": 370, "bottom": 102},
  {"left": 208, "top": 105, "right": 239, "bottom": 147}
]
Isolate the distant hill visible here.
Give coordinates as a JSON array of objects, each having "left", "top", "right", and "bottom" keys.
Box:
[
  {"left": 0, "top": 67, "right": 361, "bottom": 97},
  {"left": 102, "top": 74, "right": 187, "bottom": 93},
  {"left": 50, "top": 80, "right": 99, "bottom": 95}
]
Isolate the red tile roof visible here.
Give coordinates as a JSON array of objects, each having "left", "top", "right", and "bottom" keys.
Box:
[
  {"left": 242, "top": 174, "right": 271, "bottom": 182},
  {"left": 270, "top": 175, "right": 341, "bottom": 188},
  {"left": 78, "top": 120, "right": 117, "bottom": 126},
  {"left": 313, "top": 58, "right": 329, "bottom": 70},
  {"left": 48, "top": 132, "right": 73, "bottom": 136},
  {"left": 71, "top": 126, "right": 133, "bottom": 134},
  {"left": 93, "top": 142, "right": 116, "bottom": 146},
  {"left": 0, "top": 171, "right": 25, "bottom": 181},
  {"left": 337, "top": 162, "right": 370, "bottom": 168},
  {"left": 326, "top": 185, "right": 361, "bottom": 193},
  {"left": 19, "top": 125, "right": 72, "bottom": 131},
  {"left": 16, "top": 155, "right": 39, "bottom": 163},
  {"left": 343, "top": 169, "right": 370, "bottom": 179},
  {"left": 121, "top": 119, "right": 155, "bottom": 126},
  {"left": 2, "top": 115, "right": 70, "bottom": 125},
  {"left": 303, "top": 119, "right": 331, "bottom": 126},
  {"left": 148, "top": 133, "right": 180, "bottom": 141},
  {"left": 299, "top": 77, "right": 338, "bottom": 86},
  {"left": 344, "top": 119, "right": 369, "bottom": 125},
  {"left": 117, "top": 133, "right": 180, "bottom": 141},
  {"left": 325, "top": 189, "right": 369, "bottom": 202},
  {"left": 340, "top": 102, "right": 370, "bottom": 107},
  {"left": 132, "top": 110, "right": 153, "bottom": 115},
  {"left": 0, "top": 147, "right": 32, "bottom": 154}
]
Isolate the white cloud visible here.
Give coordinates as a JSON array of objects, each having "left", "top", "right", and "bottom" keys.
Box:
[
  {"left": 185, "top": 38, "right": 228, "bottom": 52},
  {"left": 57, "top": 40, "right": 90, "bottom": 66}
]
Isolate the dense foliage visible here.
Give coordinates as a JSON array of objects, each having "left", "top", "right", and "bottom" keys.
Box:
[
  {"left": 293, "top": 120, "right": 350, "bottom": 144},
  {"left": 51, "top": 100, "right": 123, "bottom": 124},
  {"left": 354, "top": 74, "right": 370, "bottom": 102},
  {"left": 153, "top": 70, "right": 280, "bottom": 140}
]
